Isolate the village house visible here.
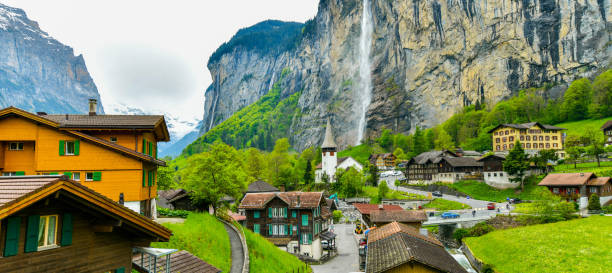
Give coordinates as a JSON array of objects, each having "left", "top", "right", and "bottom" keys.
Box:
[
  {"left": 405, "top": 150, "right": 483, "bottom": 184},
  {"left": 538, "top": 173, "right": 612, "bottom": 207},
  {"left": 369, "top": 153, "right": 396, "bottom": 170},
  {"left": 0, "top": 175, "right": 172, "bottom": 272},
  {"left": 0, "top": 103, "right": 169, "bottom": 218},
  {"left": 352, "top": 203, "right": 403, "bottom": 227},
  {"left": 366, "top": 222, "right": 467, "bottom": 273},
  {"left": 602, "top": 120, "right": 612, "bottom": 147},
  {"left": 156, "top": 189, "right": 208, "bottom": 211},
  {"left": 315, "top": 119, "right": 362, "bottom": 183},
  {"left": 369, "top": 210, "right": 428, "bottom": 229},
  {"left": 238, "top": 191, "right": 333, "bottom": 260},
  {"left": 488, "top": 122, "right": 566, "bottom": 158}
]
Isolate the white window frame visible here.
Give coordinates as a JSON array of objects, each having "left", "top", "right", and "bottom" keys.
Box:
[
  {"left": 65, "top": 141, "right": 75, "bottom": 156},
  {"left": 86, "top": 172, "right": 94, "bottom": 181},
  {"left": 72, "top": 172, "right": 80, "bottom": 181},
  {"left": 2, "top": 172, "right": 18, "bottom": 176},
  {"left": 38, "top": 215, "right": 58, "bottom": 249},
  {"left": 553, "top": 188, "right": 559, "bottom": 194},
  {"left": 9, "top": 142, "right": 24, "bottom": 151}
]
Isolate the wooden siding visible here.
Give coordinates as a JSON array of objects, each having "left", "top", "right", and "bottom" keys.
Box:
[{"left": 385, "top": 261, "right": 442, "bottom": 273}]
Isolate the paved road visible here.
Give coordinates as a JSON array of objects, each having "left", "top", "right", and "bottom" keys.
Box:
[
  {"left": 223, "top": 222, "right": 245, "bottom": 273},
  {"left": 311, "top": 224, "right": 359, "bottom": 273}
]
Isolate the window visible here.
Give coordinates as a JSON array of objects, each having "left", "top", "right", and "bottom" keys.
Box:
[
  {"left": 553, "top": 143, "right": 558, "bottom": 148},
  {"left": 301, "top": 233, "right": 312, "bottom": 245},
  {"left": 8, "top": 142, "right": 24, "bottom": 151},
  {"left": 539, "top": 136, "right": 543, "bottom": 141},
  {"left": 2, "top": 172, "right": 24, "bottom": 176},
  {"left": 72, "top": 172, "right": 80, "bottom": 181},
  {"left": 503, "top": 144, "right": 507, "bottom": 150},
  {"left": 330, "top": 151, "right": 334, "bottom": 156},
  {"left": 38, "top": 215, "right": 58, "bottom": 249},
  {"left": 520, "top": 136, "right": 524, "bottom": 141},
  {"left": 302, "top": 214, "right": 308, "bottom": 226},
  {"left": 509, "top": 136, "right": 514, "bottom": 142},
  {"left": 552, "top": 136, "right": 558, "bottom": 140},
  {"left": 65, "top": 141, "right": 76, "bottom": 155},
  {"left": 110, "top": 137, "right": 118, "bottom": 143},
  {"left": 86, "top": 172, "right": 94, "bottom": 181},
  {"left": 526, "top": 136, "right": 531, "bottom": 141},
  {"left": 496, "top": 145, "right": 500, "bottom": 151},
  {"left": 546, "top": 143, "right": 550, "bottom": 148},
  {"left": 589, "top": 187, "right": 597, "bottom": 193},
  {"left": 509, "top": 144, "right": 514, "bottom": 149},
  {"left": 539, "top": 143, "right": 544, "bottom": 148},
  {"left": 502, "top": 137, "right": 507, "bottom": 142},
  {"left": 545, "top": 136, "right": 550, "bottom": 141},
  {"left": 496, "top": 138, "right": 500, "bottom": 143}
]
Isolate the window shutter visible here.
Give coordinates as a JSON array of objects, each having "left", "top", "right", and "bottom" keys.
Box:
[
  {"left": 148, "top": 142, "right": 153, "bottom": 156},
  {"left": 61, "top": 213, "right": 73, "bottom": 246},
  {"left": 142, "top": 170, "right": 146, "bottom": 187},
  {"left": 254, "top": 211, "right": 259, "bottom": 219},
  {"left": 64, "top": 172, "right": 72, "bottom": 178},
  {"left": 116, "top": 267, "right": 125, "bottom": 273},
  {"left": 74, "top": 140, "right": 80, "bottom": 155},
  {"left": 93, "top": 172, "right": 102, "bottom": 181},
  {"left": 3, "top": 217, "right": 20, "bottom": 257},
  {"left": 15, "top": 171, "right": 25, "bottom": 176},
  {"left": 24, "top": 215, "right": 40, "bottom": 253},
  {"left": 148, "top": 171, "right": 153, "bottom": 186},
  {"left": 267, "top": 224, "right": 271, "bottom": 235},
  {"left": 289, "top": 224, "right": 292, "bottom": 235},
  {"left": 292, "top": 210, "right": 296, "bottom": 218},
  {"left": 284, "top": 207, "right": 287, "bottom": 218},
  {"left": 59, "top": 140, "right": 65, "bottom": 156},
  {"left": 302, "top": 214, "right": 308, "bottom": 226},
  {"left": 268, "top": 208, "right": 272, "bottom": 218},
  {"left": 308, "top": 233, "right": 312, "bottom": 244},
  {"left": 142, "top": 139, "right": 146, "bottom": 153},
  {"left": 285, "top": 224, "right": 289, "bottom": 235}
]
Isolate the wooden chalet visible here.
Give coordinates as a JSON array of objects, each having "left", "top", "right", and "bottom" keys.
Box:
[
  {"left": 369, "top": 153, "right": 397, "bottom": 169},
  {"left": 238, "top": 191, "right": 332, "bottom": 260},
  {"left": 369, "top": 210, "right": 428, "bottom": 229},
  {"left": 539, "top": 173, "right": 612, "bottom": 203},
  {"left": 366, "top": 222, "right": 467, "bottom": 273},
  {"left": 405, "top": 150, "right": 483, "bottom": 183},
  {"left": 352, "top": 203, "right": 403, "bottom": 227},
  {"left": 0, "top": 175, "right": 171, "bottom": 273},
  {"left": 602, "top": 120, "right": 612, "bottom": 147}
]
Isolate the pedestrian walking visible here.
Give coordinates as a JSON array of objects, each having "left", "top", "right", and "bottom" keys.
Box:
[
  {"left": 506, "top": 203, "right": 510, "bottom": 210},
  {"left": 472, "top": 210, "right": 476, "bottom": 217}
]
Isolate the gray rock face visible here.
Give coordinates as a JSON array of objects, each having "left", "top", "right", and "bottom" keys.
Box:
[
  {"left": 202, "top": 0, "right": 612, "bottom": 151},
  {"left": 0, "top": 3, "right": 103, "bottom": 114}
]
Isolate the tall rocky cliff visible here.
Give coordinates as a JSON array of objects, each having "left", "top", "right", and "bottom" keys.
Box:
[
  {"left": 201, "top": 0, "right": 611, "bottom": 151},
  {"left": 0, "top": 3, "right": 103, "bottom": 114}
]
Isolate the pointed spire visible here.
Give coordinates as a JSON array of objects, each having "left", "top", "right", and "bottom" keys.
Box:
[{"left": 322, "top": 118, "right": 337, "bottom": 149}]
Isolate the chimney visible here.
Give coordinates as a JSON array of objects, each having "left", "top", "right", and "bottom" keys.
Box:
[
  {"left": 36, "top": 112, "right": 47, "bottom": 115},
  {"left": 89, "top": 99, "right": 98, "bottom": 116}
]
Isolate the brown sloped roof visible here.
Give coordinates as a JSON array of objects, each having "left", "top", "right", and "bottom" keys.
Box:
[
  {"left": 601, "top": 120, "right": 612, "bottom": 130},
  {"left": 247, "top": 180, "right": 279, "bottom": 193},
  {"left": 132, "top": 250, "right": 221, "bottom": 273},
  {"left": 370, "top": 210, "right": 428, "bottom": 223},
  {"left": 538, "top": 173, "right": 595, "bottom": 186},
  {"left": 353, "top": 203, "right": 403, "bottom": 215},
  {"left": 442, "top": 157, "right": 483, "bottom": 167},
  {"left": 366, "top": 232, "right": 467, "bottom": 273},
  {"left": 367, "top": 222, "right": 440, "bottom": 245},
  {"left": 587, "top": 177, "right": 611, "bottom": 186},
  {"left": 158, "top": 189, "right": 185, "bottom": 201},
  {"left": 239, "top": 192, "right": 323, "bottom": 209},
  {"left": 45, "top": 114, "right": 164, "bottom": 128},
  {"left": 0, "top": 176, "right": 171, "bottom": 240}
]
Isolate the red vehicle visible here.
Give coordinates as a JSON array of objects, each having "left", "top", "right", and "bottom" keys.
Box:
[{"left": 487, "top": 203, "right": 496, "bottom": 210}]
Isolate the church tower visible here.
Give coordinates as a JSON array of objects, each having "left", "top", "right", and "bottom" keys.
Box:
[{"left": 321, "top": 118, "right": 338, "bottom": 182}]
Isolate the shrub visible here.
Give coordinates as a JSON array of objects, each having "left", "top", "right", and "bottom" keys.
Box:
[
  {"left": 469, "top": 222, "right": 495, "bottom": 237},
  {"left": 453, "top": 228, "right": 470, "bottom": 242},
  {"left": 158, "top": 207, "right": 190, "bottom": 218},
  {"left": 603, "top": 205, "right": 612, "bottom": 214},
  {"left": 332, "top": 210, "right": 343, "bottom": 223},
  {"left": 588, "top": 194, "right": 602, "bottom": 211}
]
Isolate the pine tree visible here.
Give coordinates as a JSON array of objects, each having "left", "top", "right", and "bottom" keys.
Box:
[
  {"left": 304, "top": 159, "right": 313, "bottom": 185},
  {"left": 503, "top": 140, "right": 530, "bottom": 190},
  {"left": 413, "top": 126, "right": 425, "bottom": 155},
  {"left": 587, "top": 194, "right": 601, "bottom": 211}
]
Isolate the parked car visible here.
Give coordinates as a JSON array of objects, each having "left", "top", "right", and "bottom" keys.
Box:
[
  {"left": 487, "top": 203, "right": 496, "bottom": 210},
  {"left": 441, "top": 212, "right": 460, "bottom": 219},
  {"left": 359, "top": 238, "right": 367, "bottom": 246},
  {"left": 510, "top": 198, "right": 522, "bottom": 204},
  {"left": 432, "top": 191, "right": 443, "bottom": 197}
]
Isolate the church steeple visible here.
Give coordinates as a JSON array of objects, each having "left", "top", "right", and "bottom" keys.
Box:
[{"left": 321, "top": 118, "right": 337, "bottom": 151}]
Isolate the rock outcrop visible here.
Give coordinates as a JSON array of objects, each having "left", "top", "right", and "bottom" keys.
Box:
[
  {"left": 202, "top": 0, "right": 612, "bottom": 151},
  {"left": 0, "top": 3, "right": 103, "bottom": 114}
]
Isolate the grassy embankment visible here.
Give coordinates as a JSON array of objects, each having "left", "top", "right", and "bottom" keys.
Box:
[
  {"left": 442, "top": 177, "right": 554, "bottom": 202},
  {"left": 423, "top": 198, "right": 471, "bottom": 210},
  {"left": 152, "top": 213, "right": 310, "bottom": 273},
  {"left": 554, "top": 161, "right": 612, "bottom": 177},
  {"left": 464, "top": 216, "right": 612, "bottom": 273},
  {"left": 554, "top": 117, "right": 611, "bottom": 135},
  {"left": 361, "top": 186, "right": 426, "bottom": 204},
  {"left": 338, "top": 143, "right": 387, "bottom": 166}
]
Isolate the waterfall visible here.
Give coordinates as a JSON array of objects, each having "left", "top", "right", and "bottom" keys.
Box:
[
  {"left": 268, "top": 72, "right": 276, "bottom": 91},
  {"left": 356, "top": 0, "right": 373, "bottom": 145}
]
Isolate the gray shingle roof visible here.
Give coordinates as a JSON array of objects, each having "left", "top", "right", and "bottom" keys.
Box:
[
  {"left": 442, "top": 157, "right": 483, "bottom": 167},
  {"left": 247, "top": 180, "right": 280, "bottom": 193},
  {"left": 322, "top": 118, "right": 337, "bottom": 149},
  {"left": 132, "top": 250, "right": 221, "bottom": 273},
  {"left": 487, "top": 122, "right": 565, "bottom": 133},
  {"left": 44, "top": 114, "right": 164, "bottom": 129}
]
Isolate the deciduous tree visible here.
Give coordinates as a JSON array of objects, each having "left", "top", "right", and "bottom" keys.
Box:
[{"left": 503, "top": 140, "right": 530, "bottom": 190}]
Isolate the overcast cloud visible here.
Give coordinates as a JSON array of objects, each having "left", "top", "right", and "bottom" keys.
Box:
[{"left": 3, "top": 0, "right": 319, "bottom": 121}]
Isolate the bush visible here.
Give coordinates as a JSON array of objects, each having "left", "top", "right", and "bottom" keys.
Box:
[
  {"left": 453, "top": 228, "right": 470, "bottom": 242},
  {"left": 470, "top": 222, "right": 495, "bottom": 237},
  {"left": 588, "top": 194, "right": 602, "bottom": 211},
  {"left": 158, "top": 207, "right": 190, "bottom": 218},
  {"left": 332, "top": 210, "right": 343, "bottom": 223},
  {"left": 603, "top": 205, "right": 612, "bottom": 214}
]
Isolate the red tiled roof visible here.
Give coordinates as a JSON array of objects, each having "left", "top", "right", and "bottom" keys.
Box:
[
  {"left": 229, "top": 212, "right": 246, "bottom": 221},
  {"left": 353, "top": 203, "right": 403, "bottom": 215},
  {"left": 239, "top": 192, "right": 323, "bottom": 209},
  {"left": 370, "top": 210, "right": 427, "bottom": 223},
  {"left": 539, "top": 173, "right": 595, "bottom": 186},
  {"left": 132, "top": 250, "right": 220, "bottom": 273}
]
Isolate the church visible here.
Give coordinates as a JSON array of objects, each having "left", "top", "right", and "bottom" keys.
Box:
[{"left": 315, "top": 119, "right": 363, "bottom": 183}]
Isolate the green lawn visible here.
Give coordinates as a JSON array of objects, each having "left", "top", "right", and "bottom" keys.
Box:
[
  {"left": 242, "top": 226, "right": 311, "bottom": 273},
  {"left": 554, "top": 161, "right": 612, "bottom": 177},
  {"left": 362, "top": 186, "right": 426, "bottom": 203},
  {"left": 446, "top": 178, "right": 554, "bottom": 202},
  {"left": 423, "top": 198, "right": 471, "bottom": 211},
  {"left": 151, "top": 213, "right": 231, "bottom": 272},
  {"left": 464, "top": 216, "right": 612, "bottom": 273},
  {"left": 554, "top": 117, "right": 611, "bottom": 136}
]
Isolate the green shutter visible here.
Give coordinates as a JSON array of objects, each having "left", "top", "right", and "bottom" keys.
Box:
[
  {"left": 253, "top": 224, "right": 259, "bottom": 234},
  {"left": 49, "top": 172, "right": 58, "bottom": 175},
  {"left": 292, "top": 210, "right": 296, "bottom": 218},
  {"left": 142, "top": 170, "right": 146, "bottom": 187},
  {"left": 64, "top": 172, "right": 72, "bottom": 178},
  {"left": 15, "top": 171, "right": 25, "bottom": 176},
  {"left": 254, "top": 211, "right": 260, "bottom": 219},
  {"left": 267, "top": 224, "right": 271, "bottom": 235},
  {"left": 289, "top": 224, "right": 292, "bottom": 235},
  {"left": 285, "top": 224, "right": 289, "bottom": 235},
  {"left": 61, "top": 213, "right": 73, "bottom": 246},
  {"left": 284, "top": 207, "right": 287, "bottom": 218},
  {"left": 24, "top": 215, "right": 40, "bottom": 253},
  {"left": 74, "top": 140, "right": 80, "bottom": 156},
  {"left": 116, "top": 267, "right": 125, "bottom": 273},
  {"left": 302, "top": 214, "right": 308, "bottom": 226},
  {"left": 148, "top": 142, "right": 153, "bottom": 156},
  {"left": 308, "top": 233, "right": 312, "bottom": 244},
  {"left": 154, "top": 145, "right": 157, "bottom": 158},
  {"left": 59, "top": 140, "right": 65, "bottom": 156},
  {"left": 92, "top": 171, "right": 102, "bottom": 181},
  {"left": 142, "top": 139, "right": 146, "bottom": 153},
  {"left": 268, "top": 208, "right": 272, "bottom": 218},
  {"left": 3, "top": 216, "right": 20, "bottom": 257}
]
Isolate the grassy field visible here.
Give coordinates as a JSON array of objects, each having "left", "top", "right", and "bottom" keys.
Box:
[
  {"left": 423, "top": 198, "right": 471, "bottom": 211},
  {"left": 464, "top": 216, "right": 612, "bottom": 273},
  {"left": 554, "top": 117, "right": 611, "bottom": 136},
  {"left": 554, "top": 161, "right": 612, "bottom": 177},
  {"left": 362, "top": 186, "right": 426, "bottom": 203},
  {"left": 242, "top": 226, "right": 311, "bottom": 273},
  {"left": 446, "top": 178, "right": 554, "bottom": 202},
  {"left": 151, "top": 213, "right": 231, "bottom": 272},
  {"left": 338, "top": 143, "right": 387, "bottom": 166}
]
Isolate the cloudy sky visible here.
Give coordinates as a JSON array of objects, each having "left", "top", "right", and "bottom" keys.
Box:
[{"left": 4, "top": 0, "right": 318, "bottom": 124}]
